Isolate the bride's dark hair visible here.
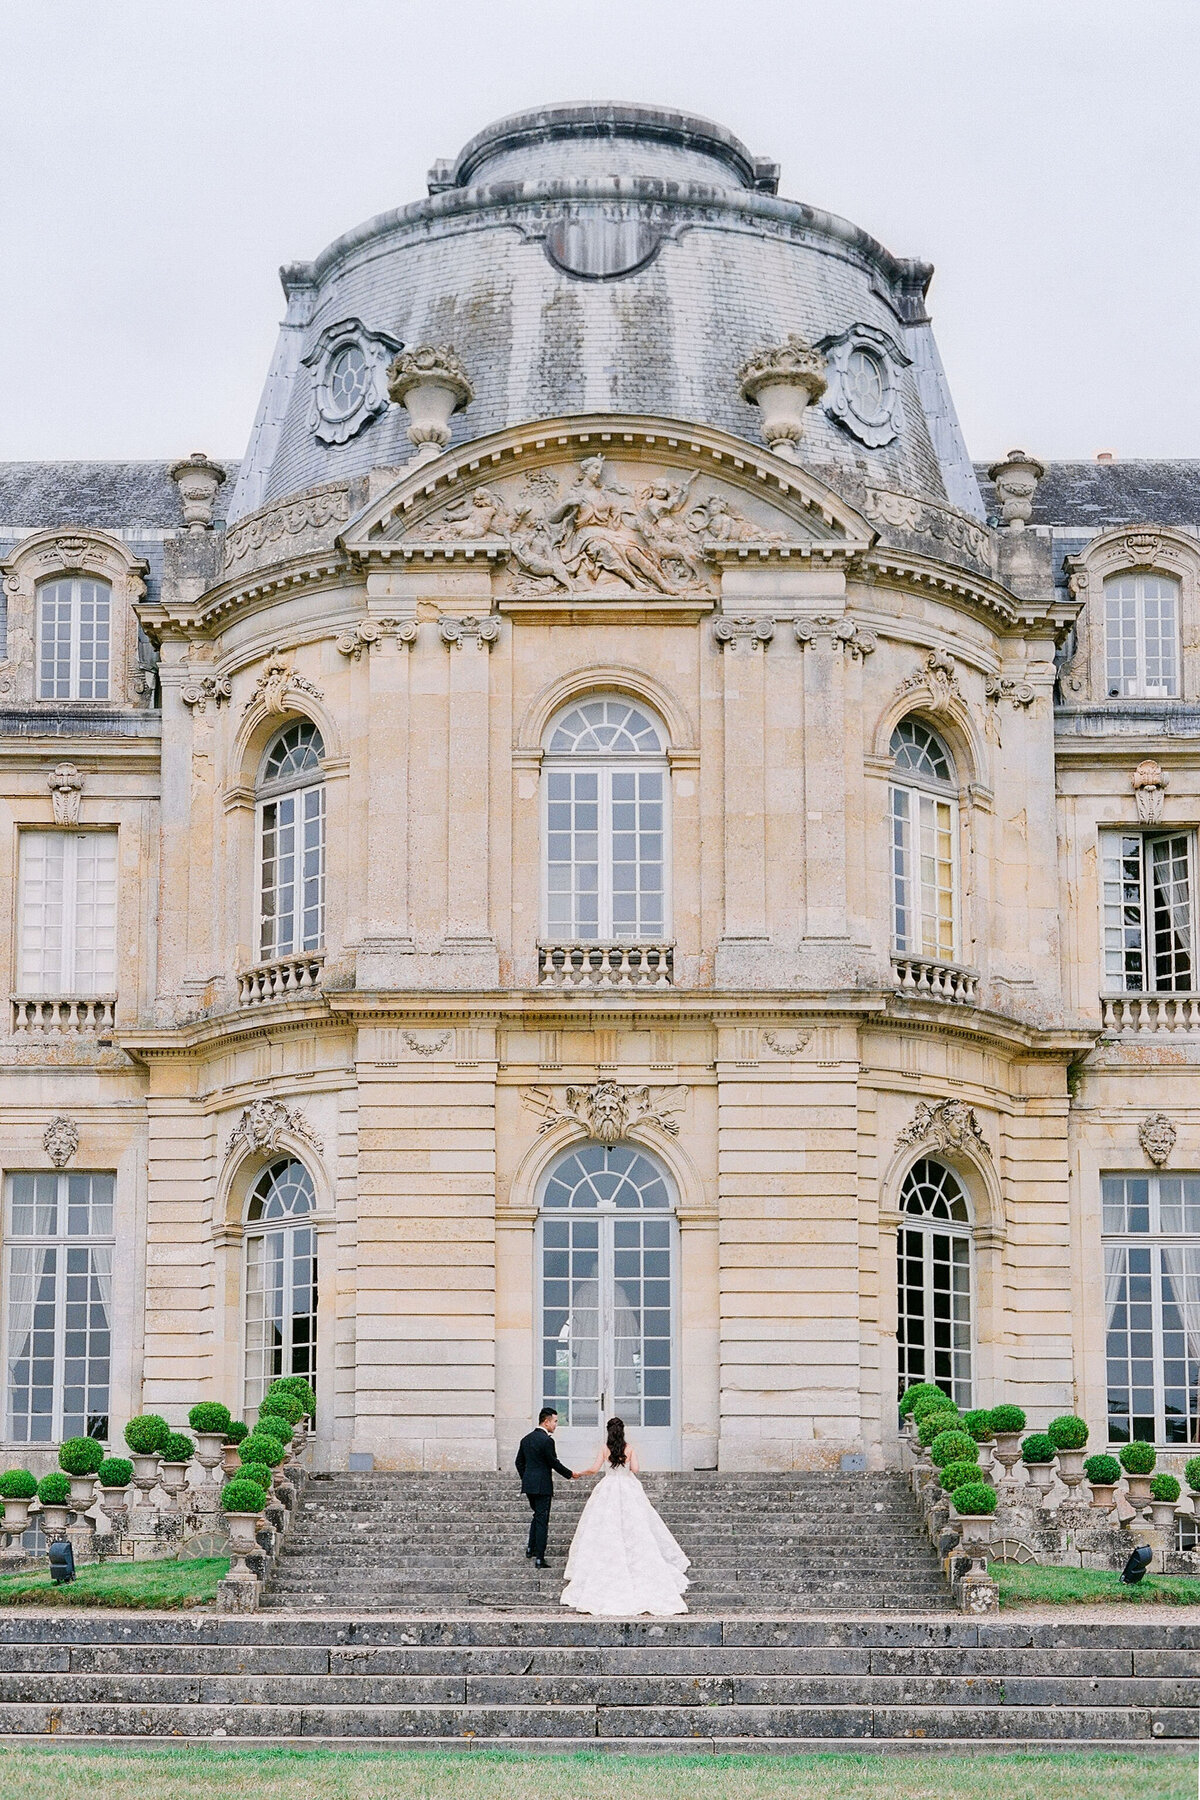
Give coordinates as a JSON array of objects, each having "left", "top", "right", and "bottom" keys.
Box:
[{"left": 606, "top": 1416, "right": 627, "bottom": 1467}]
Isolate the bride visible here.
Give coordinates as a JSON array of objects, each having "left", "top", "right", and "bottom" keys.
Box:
[{"left": 559, "top": 1417, "right": 690, "bottom": 1617}]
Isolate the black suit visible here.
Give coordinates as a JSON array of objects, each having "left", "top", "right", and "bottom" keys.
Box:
[{"left": 515, "top": 1426, "right": 574, "bottom": 1559}]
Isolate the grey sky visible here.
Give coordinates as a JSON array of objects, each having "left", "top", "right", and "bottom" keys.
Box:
[{"left": 2, "top": 0, "right": 1197, "bottom": 465}]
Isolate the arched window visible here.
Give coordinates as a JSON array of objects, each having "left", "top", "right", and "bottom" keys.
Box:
[
  {"left": 897, "top": 1158, "right": 973, "bottom": 1406},
  {"left": 257, "top": 721, "right": 325, "bottom": 963},
  {"left": 889, "top": 718, "right": 958, "bottom": 963},
  {"left": 543, "top": 698, "right": 668, "bottom": 942},
  {"left": 37, "top": 577, "right": 111, "bottom": 700},
  {"left": 539, "top": 1141, "right": 677, "bottom": 1462},
  {"left": 244, "top": 1158, "right": 317, "bottom": 1410},
  {"left": 1105, "top": 573, "right": 1179, "bottom": 698}
]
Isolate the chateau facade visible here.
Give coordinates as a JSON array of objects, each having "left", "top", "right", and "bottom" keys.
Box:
[{"left": 1, "top": 104, "right": 1197, "bottom": 1476}]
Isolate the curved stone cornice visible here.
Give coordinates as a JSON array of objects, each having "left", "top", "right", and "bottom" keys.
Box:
[{"left": 865, "top": 547, "right": 1078, "bottom": 637}]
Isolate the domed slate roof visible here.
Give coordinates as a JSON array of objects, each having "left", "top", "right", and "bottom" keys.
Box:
[{"left": 230, "top": 103, "right": 981, "bottom": 523}]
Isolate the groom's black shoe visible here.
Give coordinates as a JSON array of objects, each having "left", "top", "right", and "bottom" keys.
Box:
[
  {"left": 525, "top": 1548, "right": 535, "bottom": 1559},
  {"left": 534, "top": 1557, "right": 548, "bottom": 1568}
]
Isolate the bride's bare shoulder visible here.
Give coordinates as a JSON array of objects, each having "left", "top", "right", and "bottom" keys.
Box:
[{"left": 626, "top": 1443, "right": 640, "bottom": 1473}]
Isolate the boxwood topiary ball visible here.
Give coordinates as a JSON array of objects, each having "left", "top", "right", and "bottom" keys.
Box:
[
  {"left": 962, "top": 1409, "right": 995, "bottom": 1442},
  {"left": 58, "top": 1436, "right": 104, "bottom": 1477},
  {"left": 124, "top": 1414, "right": 171, "bottom": 1456},
  {"left": 1118, "top": 1441, "right": 1157, "bottom": 1476},
  {"left": 954, "top": 1482, "right": 998, "bottom": 1516},
  {"left": 258, "top": 1392, "right": 304, "bottom": 1426},
  {"left": 237, "top": 1462, "right": 274, "bottom": 1493},
  {"left": 36, "top": 1472, "right": 71, "bottom": 1507},
  {"left": 0, "top": 1469, "right": 37, "bottom": 1501},
  {"left": 188, "top": 1402, "right": 233, "bottom": 1436},
  {"left": 252, "top": 1414, "right": 293, "bottom": 1446},
  {"left": 268, "top": 1376, "right": 316, "bottom": 1417},
  {"left": 96, "top": 1457, "right": 133, "bottom": 1489},
  {"left": 1020, "top": 1433, "right": 1057, "bottom": 1465},
  {"left": 1083, "top": 1454, "right": 1121, "bottom": 1486},
  {"left": 221, "top": 1478, "right": 268, "bottom": 1515},
  {"left": 987, "top": 1404, "right": 1026, "bottom": 1435},
  {"left": 1185, "top": 1455, "right": 1200, "bottom": 1494},
  {"left": 1150, "top": 1473, "right": 1180, "bottom": 1503},
  {"left": 238, "top": 1433, "right": 283, "bottom": 1468},
  {"left": 225, "top": 1421, "right": 249, "bottom": 1445},
  {"left": 1047, "top": 1415, "right": 1089, "bottom": 1451},
  {"left": 930, "top": 1430, "right": 978, "bottom": 1469},
  {"left": 898, "top": 1382, "right": 944, "bottom": 1419},
  {"left": 917, "top": 1408, "right": 962, "bottom": 1447},
  {"left": 912, "top": 1392, "right": 957, "bottom": 1426},
  {"left": 160, "top": 1433, "right": 195, "bottom": 1465},
  {"left": 940, "top": 1459, "right": 984, "bottom": 1493}
]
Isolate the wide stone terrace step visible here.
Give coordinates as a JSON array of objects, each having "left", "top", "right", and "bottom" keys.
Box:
[
  {"left": 265, "top": 1471, "right": 952, "bottom": 1614},
  {"left": 0, "top": 1615, "right": 1193, "bottom": 1749}
]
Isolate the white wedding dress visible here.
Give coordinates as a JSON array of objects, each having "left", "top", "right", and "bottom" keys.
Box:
[{"left": 560, "top": 1459, "right": 690, "bottom": 1617}]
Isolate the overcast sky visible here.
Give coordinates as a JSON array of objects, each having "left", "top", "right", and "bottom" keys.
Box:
[{"left": 2, "top": 0, "right": 1197, "bottom": 465}]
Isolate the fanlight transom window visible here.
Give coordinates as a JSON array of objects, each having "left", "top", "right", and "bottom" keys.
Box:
[
  {"left": 897, "top": 1157, "right": 973, "bottom": 1407},
  {"left": 543, "top": 696, "right": 668, "bottom": 943},
  {"left": 243, "top": 1158, "right": 317, "bottom": 1411},
  {"left": 889, "top": 718, "right": 958, "bottom": 963},
  {"left": 257, "top": 720, "right": 326, "bottom": 963},
  {"left": 246, "top": 1158, "right": 315, "bottom": 1223}
]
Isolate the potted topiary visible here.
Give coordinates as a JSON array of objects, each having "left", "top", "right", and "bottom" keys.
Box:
[
  {"left": 951, "top": 1479, "right": 998, "bottom": 1554},
  {"left": 914, "top": 1406, "right": 961, "bottom": 1472},
  {"left": 1046, "top": 1416, "right": 1089, "bottom": 1492},
  {"left": 0, "top": 1468, "right": 37, "bottom": 1536},
  {"left": 95, "top": 1456, "right": 133, "bottom": 1537},
  {"left": 1020, "top": 1432, "right": 1058, "bottom": 1497},
  {"left": 939, "top": 1459, "right": 984, "bottom": 1495},
  {"left": 987, "top": 1405, "right": 1027, "bottom": 1482},
  {"left": 58, "top": 1435, "right": 104, "bottom": 1515},
  {"left": 1185, "top": 1455, "right": 1200, "bottom": 1506},
  {"left": 268, "top": 1375, "right": 316, "bottom": 1421},
  {"left": 1083, "top": 1453, "right": 1121, "bottom": 1511},
  {"left": 157, "top": 1432, "right": 195, "bottom": 1520},
  {"left": 187, "top": 1403, "right": 233, "bottom": 1488},
  {"left": 929, "top": 1430, "right": 979, "bottom": 1477},
  {"left": 898, "top": 1383, "right": 945, "bottom": 1441},
  {"left": 258, "top": 1391, "right": 305, "bottom": 1452},
  {"left": 1119, "top": 1440, "right": 1156, "bottom": 1508},
  {"left": 220, "top": 1476, "right": 268, "bottom": 1579},
  {"left": 222, "top": 1420, "right": 249, "bottom": 1478},
  {"left": 962, "top": 1408, "right": 996, "bottom": 1472},
  {"left": 124, "top": 1414, "right": 170, "bottom": 1498},
  {"left": 36, "top": 1471, "right": 71, "bottom": 1541},
  {"left": 1149, "top": 1472, "right": 1181, "bottom": 1534},
  {"left": 912, "top": 1391, "right": 959, "bottom": 1427}
]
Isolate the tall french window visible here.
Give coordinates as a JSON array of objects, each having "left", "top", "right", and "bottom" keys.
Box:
[
  {"left": 257, "top": 721, "right": 325, "bottom": 961},
  {"left": 1103, "top": 1174, "right": 1200, "bottom": 1444},
  {"left": 244, "top": 1159, "right": 317, "bottom": 1410},
  {"left": 889, "top": 719, "right": 958, "bottom": 962},
  {"left": 5, "top": 1172, "right": 113, "bottom": 1443},
  {"left": 1102, "top": 831, "right": 1194, "bottom": 992},
  {"left": 17, "top": 831, "right": 117, "bottom": 995},
  {"left": 542, "top": 698, "right": 668, "bottom": 942},
  {"left": 1104, "top": 573, "right": 1179, "bottom": 698},
  {"left": 896, "top": 1158, "right": 973, "bottom": 1406},
  {"left": 37, "top": 578, "right": 111, "bottom": 700}
]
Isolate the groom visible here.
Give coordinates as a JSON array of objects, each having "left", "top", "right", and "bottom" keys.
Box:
[{"left": 515, "top": 1406, "right": 575, "bottom": 1567}]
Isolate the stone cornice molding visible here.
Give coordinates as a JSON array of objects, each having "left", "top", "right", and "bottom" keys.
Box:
[
  {"left": 864, "top": 547, "right": 1079, "bottom": 639},
  {"left": 138, "top": 551, "right": 359, "bottom": 641}
]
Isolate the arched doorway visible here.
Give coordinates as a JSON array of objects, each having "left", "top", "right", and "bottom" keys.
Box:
[
  {"left": 243, "top": 1157, "right": 318, "bottom": 1413},
  {"left": 537, "top": 1141, "right": 680, "bottom": 1469},
  {"left": 896, "top": 1157, "right": 974, "bottom": 1407}
]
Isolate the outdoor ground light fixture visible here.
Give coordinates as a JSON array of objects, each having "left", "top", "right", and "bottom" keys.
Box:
[
  {"left": 48, "top": 1541, "right": 76, "bottom": 1584},
  {"left": 1120, "top": 1545, "right": 1153, "bottom": 1585}
]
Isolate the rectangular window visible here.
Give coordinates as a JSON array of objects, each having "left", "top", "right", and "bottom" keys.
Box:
[
  {"left": 17, "top": 831, "right": 118, "bottom": 995},
  {"left": 891, "top": 786, "right": 956, "bottom": 960},
  {"left": 544, "top": 767, "right": 665, "bottom": 941},
  {"left": 1102, "top": 831, "right": 1194, "bottom": 992},
  {"left": 37, "top": 579, "right": 111, "bottom": 701},
  {"left": 259, "top": 786, "right": 325, "bottom": 960},
  {"left": 5, "top": 1171, "right": 113, "bottom": 1444},
  {"left": 1105, "top": 574, "right": 1179, "bottom": 698},
  {"left": 1103, "top": 1173, "right": 1200, "bottom": 1445}
]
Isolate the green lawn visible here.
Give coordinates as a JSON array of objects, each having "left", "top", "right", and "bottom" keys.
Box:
[
  {"left": 993, "top": 1561, "right": 1200, "bottom": 1607},
  {"left": 0, "top": 1750, "right": 1188, "bottom": 1800},
  {"left": 0, "top": 1556, "right": 227, "bottom": 1609}
]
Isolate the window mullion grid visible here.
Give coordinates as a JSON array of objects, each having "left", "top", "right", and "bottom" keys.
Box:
[
  {"left": 60, "top": 835, "right": 79, "bottom": 991},
  {"left": 600, "top": 1209, "right": 614, "bottom": 1416},
  {"left": 1151, "top": 1242, "right": 1167, "bottom": 1446},
  {"left": 69, "top": 581, "right": 82, "bottom": 703},
  {"left": 599, "top": 767, "right": 614, "bottom": 942}
]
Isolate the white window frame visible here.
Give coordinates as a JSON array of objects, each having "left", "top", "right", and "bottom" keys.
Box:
[
  {"left": 3, "top": 1170, "right": 114, "bottom": 1445},
  {"left": 37, "top": 577, "right": 112, "bottom": 701},
  {"left": 540, "top": 700, "right": 671, "bottom": 944},
  {"left": 889, "top": 727, "right": 960, "bottom": 964},
  {"left": 895, "top": 1158, "right": 974, "bottom": 1409},
  {"left": 16, "top": 830, "right": 118, "bottom": 997},
  {"left": 255, "top": 726, "right": 326, "bottom": 964},
  {"left": 1102, "top": 1172, "right": 1200, "bottom": 1448},
  {"left": 242, "top": 1159, "right": 318, "bottom": 1413},
  {"left": 1101, "top": 830, "right": 1197, "bottom": 995},
  {"left": 1104, "top": 572, "right": 1180, "bottom": 699}
]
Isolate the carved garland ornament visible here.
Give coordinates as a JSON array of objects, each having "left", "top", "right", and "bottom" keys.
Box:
[
  {"left": 1139, "top": 1112, "right": 1177, "bottom": 1168},
  {"left": 523, "top": 1080, "right": 687, "bottom": 1144},
  {"left": 762, "top": 1029, "right": 814, "bottom": 1057},
  {"left": 896, "top": 1098, "right": 991, "bottom": 1159},
  {"left": 43, "top": 1116, "right": 79, "bottom": 1169},
  {"left": 401, "top": 1029, "right": 453, "bottom": 1057},
  {"left": 226, "top": 1098, "right": 323, "bottom": 1161},
  {"left": 896, "top": 648, "right": 963, "bottom": 714}
]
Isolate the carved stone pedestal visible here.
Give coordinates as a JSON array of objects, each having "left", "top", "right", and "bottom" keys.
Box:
[{"left": 217, "top": 1573, "right": 259, "bottom": 1613}]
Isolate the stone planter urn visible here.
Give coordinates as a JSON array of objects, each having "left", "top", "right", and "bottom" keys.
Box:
[
  {"left": 1, "top": 1497, "right": 31, "bottom": 1554},
  {"left": 193, "top": 1433, "right": 226, "bottom": 1515},
  {"left": 221, "top": 1442, "right": 242, "bottom": 1478},
  {"left": 223, "top": 1512, "right": 261, "bottom": 1580},
  {"left": 1055, "top": 1449, "right": 1087, "bottom": 1493},
  {"left": 97, "top": 1485, "right": 129, "bottom": 1540},
  {"left": 67, "top": 1473, "right": 96, "bottom": 1516},
  {"left": 387, "top": 344, "right": 474, "bottom": 464},
  {"left": 991, "top": 1432, "right": 1023, "bottom": 1484},
  {"left": 1088, "top": 1481, "right": 1119, "bottom": 1512},
  {"left": 1024, "top": 1460, "right": 1058, "bottom": 1501},
  {"left": 954, "top": 1509, "right": 994, "bottom": 1560},
  {"left": 1149, "top": 1499, "right": 1178, "bottom": 1536},
  {"left": 130, "top": 1452, "right": 161, "bottom": 1499},
  {"left": 1124, "top": 1474, "right": 1154, "bottom": 1508},
  {"left": 38, "top": 1503, "right": 70, "bottom": 1543},
  {"left": 737, "top": 334, "right": 828, "bottom": 460},
  {"left": 157, "top": 1460, "right": 191, "bottom": 1533}
]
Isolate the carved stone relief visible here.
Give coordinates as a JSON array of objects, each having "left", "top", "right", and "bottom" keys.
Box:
[
  {"left": 226, "top": 1097, "right": 323, "bottom": 1160},
  {"left": 896, "top": 1098, "right": 991, "bottom": 1158},
  {"left": 896, "top": 648, "right": 963, "bottom": 714},
  {"left": 439, "top": 615, "right": 501, "bottom": 649},
  {"left": 523, "top": 1080, "right": 687, "bottom": 1143},
  {"left": 1139, "top": 1112, "right": 1177, "bottom": 1167},
  {"left": 793, "top": 616, "right": 877, "bottom": 658},
  {"left": 181, "top": 675, "right": 232, "bottom": 713},
  {"left": 243, "top": 653, "right": 324, "bottom": 715},
  {"left": 401, "top": 1029, "right": 453, "bottom": 1056},
  {"left": 762, "top": 1029, "right": 813, "bottom": 1056},
  {"left": 1132, "top": 759, "right": 1169, "bottom": 825},
  {"left": 223, "top": 483, "right": 354, "bottom": 576},
  {"left": 47, "top": 763, "right": 83, "bottom": 826},
  {"left": 303, "top": 319, "right": 402, "bottom": 447},
  {"left": 43, "top": 1116, "right": 79, "bottom": 1168},
  {"left": 713, "top": 615, "right": 774, "bottom": 651}
]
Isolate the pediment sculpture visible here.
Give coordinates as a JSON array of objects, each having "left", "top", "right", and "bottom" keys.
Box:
[
  {"left": 523, "top": 1079, "right": 687, "bottom": 1143},
  {"left": 399, "top": 454, "right": 793, "bottom": 596}
]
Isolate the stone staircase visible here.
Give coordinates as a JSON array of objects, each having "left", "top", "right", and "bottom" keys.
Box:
[
  {"left": 263, "top": 1471, "right": 952, "bottom": 1614},
  {"left": 0, "top": 1614, "right": 1194, "bottom": 1747}
]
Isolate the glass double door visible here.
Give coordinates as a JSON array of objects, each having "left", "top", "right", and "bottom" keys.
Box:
[{"left": 538, "top": 1144, "right": 679, "bottom": 1470}]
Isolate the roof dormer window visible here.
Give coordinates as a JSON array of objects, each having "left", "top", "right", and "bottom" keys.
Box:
[{"left": 1105, "top": 573, "right": 1179, "bottom": 698}]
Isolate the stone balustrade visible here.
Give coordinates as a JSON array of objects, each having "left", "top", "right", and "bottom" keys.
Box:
[
  {"left": 238, "top": 953, "right": 325, "bottom": 1006},
  {"left": 1101, "top": 991, "right": 1200, "bottom": 1033},
  {"left": 538, "top": 942, "right": 674, "bottom": 989},
  {"left": 891, "top": 957, "right": 979, "bottom": 1005},
  {"left": 10, "top": 995, "right": 116, "bottom": 1033}
]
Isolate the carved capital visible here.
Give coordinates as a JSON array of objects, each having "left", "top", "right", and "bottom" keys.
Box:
[
  {"left": 984, "top": 674, "right": 1036, "bottom": 710},
  {"left": 43, "top": 1115, "right": 79, "bottom": 1168},
  {"left": 1139, "top": 1111, "right": 1176, "bottom": 1167},
  {"left": 226, "top": 1097, "right": 323, "bottom": 1162},
  {"left": 713, "top": 614, "right": 774, "bottom": 651},
  {"left": 1132, "top": 759, "right": 1169, "bottom": 825},
  {"left": 47, "top": 763, "right": 83, "bottom": 826},
  {"left": 897, "top": 1098, "right": 991, "bottom": 1159},
  {"left": 181, "top": 674, "right": 232, "bottom": 713},
  {"left": 335, "top": 620, "right": 382, "bottom": 660},
  {"left": 439, "top": 614, "right": 501, "bottom": 649}
]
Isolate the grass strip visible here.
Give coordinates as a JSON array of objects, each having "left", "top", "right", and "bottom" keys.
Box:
[
  {"left": 0, "top": 1556, "right": 227, "bottom": 1609},
  {"left": 992, "top": 1561, "right": 1200, "bottom": 1607},
  {"left": 0, "top": 1749, "right": 1189, "bottom": 1800}
]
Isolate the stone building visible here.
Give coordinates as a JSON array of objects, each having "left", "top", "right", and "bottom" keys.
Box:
[{"left": 0, "top": 103, "right": 1197, "bottom": 1476}]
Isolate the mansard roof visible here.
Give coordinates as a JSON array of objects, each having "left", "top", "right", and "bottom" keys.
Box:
[
  {"left": 975, "top": 460, "right": 1200, "bottom": 533},
  {"left": 0, "top": 461, "right": 240, "bottom": 532}
]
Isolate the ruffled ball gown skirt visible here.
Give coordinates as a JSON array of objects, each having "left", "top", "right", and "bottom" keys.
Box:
[{"left": 559, "top": 1463, "right": 690, "bottom": 1617}]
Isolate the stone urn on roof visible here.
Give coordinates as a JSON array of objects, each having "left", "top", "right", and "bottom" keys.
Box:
[{"left": 738, "top": 333, "right": 828, "bottom": 460}]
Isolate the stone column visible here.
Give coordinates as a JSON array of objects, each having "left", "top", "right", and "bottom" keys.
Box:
[
  {"left": 714, "top": 617, "right": 771, "bottom": 981},
  {"left": 441, "top": 613, "right": 500, "bottom": 979}
]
